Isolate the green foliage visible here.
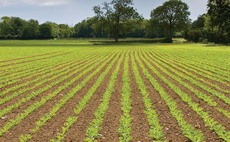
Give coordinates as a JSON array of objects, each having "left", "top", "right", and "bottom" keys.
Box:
[
  {"left": 39, "top": 22, "right": 59, "bottom": 39},
  {"left": 93, "top": 0, "right": 142, "bottom": 42},
  {"left": 73, "top": 18, "right": 95, "bottom": 38},
  {"left": 0, "top": 41, "right": 229, "bottom": 141},
  {"left": 185, "top": 29, "right": 203, "bottom": 43},
  {"left": 0, "top": 17, "right": 72, "bottom": 39},
  {"left": 137, "top": 51, "right": 205, "bottom": 142},
  {"left": 50, "top": 53, "right": 120, "bottom": 142},
  {"left": 186, "top": 0, "right": 230, "bottom": 44},
  {"left": 118, "top": 56, "right": 132, "bottom": 142},
  {"left": 150, "top": 0, "right": 190, "bottom": 38}
]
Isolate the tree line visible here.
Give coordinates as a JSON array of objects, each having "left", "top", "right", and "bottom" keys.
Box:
[
  {"left": 185, "top": 0, "right": 230, "bottom": 44},
  {"left": 0, "top": 0, "right": 229, "bottom": 44}
]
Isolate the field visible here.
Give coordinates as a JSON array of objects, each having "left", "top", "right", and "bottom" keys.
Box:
[{"left": 0, "top": 40, "right": 229, "bottom": 142}]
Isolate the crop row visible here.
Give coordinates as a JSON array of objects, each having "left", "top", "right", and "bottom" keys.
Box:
[
  {"left": 0, "top": 54, "right": 111, "bottom": 121},
  {"left": 158, "top": 48, "right": 229, "bottom": 75},
  {"left": 0, "top": 51, "right": 117, "bottom": 138},
  {"left": 19, "top": 51, "right": 121, "bottom": 142},
  {"left": 138, "top": 50, "right": 230, "bottom": 141},
  {"left": 156, "top": 50, "right": 229, "bottom": 83},
  {"left": 0, "top": 52, "right": 93, "bottom": 88},
  {"left": 0, "top": 51, "right": 103, "bottom": 98},
  {"left": 49, "top": 51, "right": 123, "bottom": 142},
  {"left": 143, "top": 50, "right": 230, "bottom": 116},
  {"left": 0, "top": 46, "right": 229, "bottom": 142},
  {"left": 151, "top": 50, "right": 230, "bottom": 94}
]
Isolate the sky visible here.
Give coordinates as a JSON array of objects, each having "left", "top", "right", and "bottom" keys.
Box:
[{"left": 0, "top": 0, "right": 208, "bottom": 26}]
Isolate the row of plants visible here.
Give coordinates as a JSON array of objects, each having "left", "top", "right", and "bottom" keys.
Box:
[
  {"left": 0, "top": 53, "right": 103, "bottom": 107},
  {"left": 139, "top": 50, "right": 230, "bottom": 141},
  {"left": 0, "top": 52, "right": 71, "bottom": 80},
  {"left": 50, "top": 52, "right": 123, "bottom": 142},
  {"left": 0, "top": 52, "right": 112, "bottom": 118},
  {"left": 153, "top": 50, "right": 229, "bottom": 94},
  {"left": 135, "top": 50, "right": 205, "bottom": 141},
  {"left": 0, "top": 60, "right": 75, "bottom": 96},
  {"left": 84, "top": 52, "right": 125, "bottom": 141},
  {"left": 118, "top": 55, "right": 132, "bottom": 142},
  {"left": 149, "top": 50, "right": 230, "bottom": 105},
  {"left": 0, "top": 51, "right": 62, "bottom": 66},
  {"left": 163, "top": 49, "right": 230, "bottom": 73},
  {"left": 0, "top": 51, "right": 86, "bottom": 89},
  {"left": 0, "top": 52, "right": 102, "bottom": 98},
  {"left": 151, "top": 49, "right": 230, "bottom": 93},
  {"left": 143, "top": 50, "right": 229, "bottom": 118},
  {"left": 156, "top": 50, "right": 229, "bottom": 83},
  {"left": 0, "top": 56, "right": 72, "bottom": 88},
  {"left": 20, "top": 51, "right": 121, "bottom": 142},
  {"left": 131, "top": 51, "right": 165, "bottom": 141}
]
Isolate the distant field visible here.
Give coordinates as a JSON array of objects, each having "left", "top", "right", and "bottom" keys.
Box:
[{"left": 0, "top": 40, "right": 229, "bottom": 142}]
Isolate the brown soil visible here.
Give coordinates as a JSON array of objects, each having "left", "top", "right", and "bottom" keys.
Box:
[
  {"left": 0, "top": 58, "right": 74, "bottom": 78},
  {"left": 29, "top": 53, "right": 118, "bottom": 142},
  {"left": 0, "top": 60, "right": 77, "bottom": 97},
  {"left": 140, "top": 52, "right": 223, "bottom": 142},
  {"left": 0, "top": 53, "right": 102, "bottom": 92},
  {"left": 0, "top": 56, "right": 101, "bottom": 111},
  {"left": 165, "top": 51, "right": 230, "bottom": 72},
  {"left": 129, "top": 52, "right": 152, "bottom": 142},
  {"left": 0, "top": 53, "right": 115, "bottom": 142},
  {"left": 147, "top": 51, "right": 230, "bottom": 113},
  {"left": 98, "top": 53, "right": 124, "bottom": 142},
  {"left": 62, "top": 54, "right": 120, "bottom": 142},
  {"left": 0, "top": 52, "right": 71, "bottom": 68},
  {"left": 0, "top": 51, "right": 61, "bottom": 64},
  {"left": 135, "top": 51, "right": 189, "bottom": 141},
  {"left": 0, "top": 49, "right": 229, "bottom": 142},
  {"left": 153, "top": 51, "right": 230, "bottom": 92}
]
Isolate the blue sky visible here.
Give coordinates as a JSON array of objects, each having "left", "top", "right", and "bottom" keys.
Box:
[{"left": 0, "top": 0, "right": 208, "bottom": 26}]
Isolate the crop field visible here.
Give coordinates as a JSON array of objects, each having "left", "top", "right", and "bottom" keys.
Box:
[{"left": 0, "top": 40, "right": 229, "bottom": 142}]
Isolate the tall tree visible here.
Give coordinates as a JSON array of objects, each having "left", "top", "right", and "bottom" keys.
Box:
[
  {"left": 192, "top": 14, "right": 205, "bottom": 29},
  {"left": 150, "top": 0, "right": 190, "bottom": 39},
  {"left": 0, "top": 16, "right": 11, "bottom": 39},
  {"left": 59, "top": 24, "right": 72, "bottom": 38},
  {"left": 0, "top": 17, "right": 26, "bottom": 39},
  {"left": 22, "top": 19, "right": 39, "bottom": 39},
  {"left": 207, "top": 0, "right": 230, "bottom": 44},
  {"left": 39, "top": 22, "right": 59, "bottom": 39},
  {"left": 74, "top": 18, "right": 95, "bottom": 38},
  {"left": 208, "top": 0, "right": 230, "bottom": 31},
  {"left": 93, "top": 0, "right": 142, "bottom": 42}
]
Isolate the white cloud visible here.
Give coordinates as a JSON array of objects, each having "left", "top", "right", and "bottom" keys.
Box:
[{"left": 0, "top": 0, "right": 71, "bottom": 6}]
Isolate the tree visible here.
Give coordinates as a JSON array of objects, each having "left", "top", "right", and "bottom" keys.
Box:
[
  {"left": 150, "top": 0, "right": 190, "bottom": 40},
  {"left": 0, "top": 17, "right": 26, "bottom": 39},
  {"left": 74, "top": 18, "right": 95, "bottom": 38},
  {"left": 145, "top": 19, "right": 167, "bottom": 38},
  {"left": 93, "top": 0, "right": 142, "bottom": 42},
  {"left": 192, "top": 14, "right": 205, "bottom": 29},
  {"left": 208, "top": 0, "right": 230, "bottom": 31},
  {"left": 59, "top": 24, "right": 72, "bottom": 38},
  {"left": 22, "top": 19, "right": 39, "bottom": 39},
  {"left": 0, "top": 16, "right": 11, "bottom": 39},
  {"left": 208, "top": 0, "right": 230, "bottom": 44},
  {"left": 39, "top": 22, "right": 59, "bottom": 39}
]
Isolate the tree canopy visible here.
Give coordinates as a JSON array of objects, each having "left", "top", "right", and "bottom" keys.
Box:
[
  {"left": 150, "top": 0, "right": 190, "bottom": 40},
  {"left": 208, "top": 0, "right": 230, "bottom": 31},
  {"left": 185, "top": 0, "right": 230, "bottom": 44},
  {"left": 93, "top": 0, "right": 142, "bottom": 42},
  {"left": 0, "top": 0, "right": 229, "bottom": 44}
]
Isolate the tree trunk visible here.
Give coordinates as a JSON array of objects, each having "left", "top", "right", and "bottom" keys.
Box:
[
  {"left": 115, "top": 37, "right": 119, "bottom": 42},
  {"left": 168, "top": 22, "right": 173, "bottom": 42}
]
